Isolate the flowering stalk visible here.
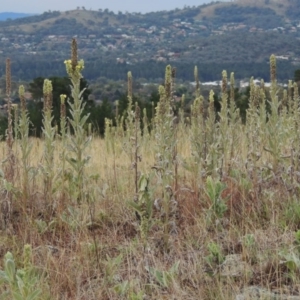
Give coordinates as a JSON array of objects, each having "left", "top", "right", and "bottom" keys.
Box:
[
  {"left": 59, "top": 94, "right": 67, "bottom": 205},
  {"left": 64, "top": 38, "right": 90, "bottom": 204},
  {"left": 5, "top": 58, "right": 14, "bottom": 184},
  {"left": 190, "top": 93, "right": 204, "bottom": 189},
  {"left": 2, "top": 58, "right": 14, "bottom": 229},
  {"left": 42, "top": 79, "right": 55, "bottom": 214},
  {"left": 205, "top": 90, "right": 218, "bottom": 178},
  {"left": 19, "top": 85, "right": 32, "bottom": 206},
  {"left": 218, "top": 70, "right": 229, "bottom": 177},
  {"left": 154, "top": 65, "right": 178, "bottom": 251}
]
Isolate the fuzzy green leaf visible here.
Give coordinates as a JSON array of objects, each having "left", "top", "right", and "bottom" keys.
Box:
[
  {"left": 26, "top": 289, "right": 42, "bottom": 300},
  {"left": 5, "top": 258, "right": 15, "bottom": 282}
]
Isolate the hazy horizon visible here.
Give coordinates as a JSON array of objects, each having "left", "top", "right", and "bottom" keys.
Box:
[{"left": 0, "top": 0, "right": 228, "bottom": 14}]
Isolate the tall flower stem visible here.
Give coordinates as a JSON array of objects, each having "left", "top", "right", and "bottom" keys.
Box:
[{"left": 64, "top": 38, "right": 90, "bottom": 204}]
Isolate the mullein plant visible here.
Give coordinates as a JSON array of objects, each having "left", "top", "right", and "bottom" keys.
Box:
[
  {"left": 258, "top": 81, "right": 267, "bottom": 163},
  {"left": 205, "top": 90, "right": 219, "bottom": 178},
  {"left": 259, "top": 79, "right": 267, "bottom": 132},
  {"left": 122, "top": 73, "right": 143, "bottom": 209},
  {"left": 14, "top": 104, "right": 18, "bottom": 134},
  {"left": 1, "top": 58, "right": 15, "bottom": 229},
  {"left": 264, "top": 55, "right": 285, "bottom": 174},
  {"left": 142, "top": 107, "right": 150, "bottom": 142},
  {"left": 59, "top": 94, "right": 67, "bottom": 206},
  {"left": 64, "top": 38, "right": 91, "bottom": 204},
  {"left": 134, "top": 104, "right": 141, "bottom": 200},
  {"left": 129, "top": 174, "right": 154, "bottom": 245},
  {"left": 18, "top": 85, "right": 32, "bottom": 208},
  {"left": 41, "top": 79, "right": 56, "bottom": 216},
  {"left": 0, "top": 245, "right": 45, "bottom": 299},
  {"left": 171, "top": 67, "right": 179, "bottom": 204},
  {"left": 153, "top": 65, "right": 178, "bottom": 250},
  {"left": 190, "top": 75, "right": 205, "bottom": 191},
  {"left": 122, "top": 71, "right": 136, "bottom": 163},
  {"left": 245, "top": 77, "right": 261, "bottom": 178},
  {"left": 178, "top": 94, "right": 185, "bottom": 128},
  {"left": 217, "top": 70, "right": 230, "bottom": 177},
  {"left": 228, "top": 72, "right": 241, "bottom": 172}
]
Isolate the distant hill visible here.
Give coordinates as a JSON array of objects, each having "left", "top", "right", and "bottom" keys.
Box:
[
  {"left": 1, "top": 0, "right": 299, "bottom": 34},
  {"left": 0, "top": 12, "right": 35, "bottom": 21},
  {"left": 0, "top": 1, "right": 299, "bottom": 82}
]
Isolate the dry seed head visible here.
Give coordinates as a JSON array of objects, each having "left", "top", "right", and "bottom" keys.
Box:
[
  {"left": 43, "top": 79, "right": 53, "bottom": 112},
  {"left": 209, "top": 90, "right": 215, "bottom": 112},
  {"left": 19, "top": 85, "right": 26, "bottom": 112},
  {"left": 283, "top": 89, "right": 287, "bottom": 107},
  {"left": 259, "top": 88, "right": 265, "bottom": 101},
  {"left": 60, "top": 94, "right": 67, "bottom": 118},
  {"left": 288, "top": 80, "right": 293, "bottom": 103},
  {"left": 71, "top": 38, "right": 78, "bottom": 71},
  {"left": 260, "top": 79, "right": 265, "bottom": 91},
  {"left": 222, "top": 70, "right": 227, "bottom": 94},
  {"left": 209, "top": 90, "right": 214, "bottom": 104},
  {"left": 230, "top": 72, "right": 235, "bottom": 101},
  {"left": 6, "top": 58, "right": 11, "bottom": 97},
  {"left": 194, "top": 66, "right": 200, "bottom": 94},
  {"left": 254, "top": 85, "right": 260, "bottom": 107},
  {"left": 64, "top": 39, "right": 84, "bottom": 78},
  {"left": 250, "top": 76, "right": 254, "bottom": 94},
  {"left": 191, "top": 98, "right": 198, "bottom": 117},
  {"left": 158, "top": 85, "right": 166, "bottom": 104},
  {"left": 165, "top": 65, "right": 172, "bottom": 100},
  {"left": 230, "top": 72, "right": 235, "bottom": 87},
  {"left": 127, "top": 71, "right": 132, "bottom": 99},
  {"left": 192, "top": 97, "right": 203, "bottom": 117},
  {"left": 12, "top": 104, "right": 18, "bottom": 126},
  {"left": 157, "top": 85, "right": 166, "bottom": 118},
  {"left": 49, "top": 93, "right": 53, "bottom": 109},
  {"left": 194, "top": 66, "right": 198, "bottom": 81},
  {"left": 270, "top": 54, "right": 276, "bottom": 83},
  {"left": 135, "top": 103, "right": 140, "bottom": 121}
]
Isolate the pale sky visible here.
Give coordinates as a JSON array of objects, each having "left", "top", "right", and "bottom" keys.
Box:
[{"left": 1, "top": 0, "right": 228, "bottom": 14}]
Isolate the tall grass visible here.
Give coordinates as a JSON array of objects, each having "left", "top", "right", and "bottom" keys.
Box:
[{"left": 0, "top": 46, "right": 300, "bottom": 299}]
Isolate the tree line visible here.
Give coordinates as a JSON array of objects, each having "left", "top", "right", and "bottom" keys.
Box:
[{"left": 0, "top": 68, "right": 299, "bottom": 139}]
